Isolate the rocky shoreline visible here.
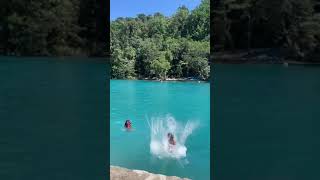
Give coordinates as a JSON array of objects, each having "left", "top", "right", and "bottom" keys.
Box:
[
  {"left": 111, "top": 77, "right": 208, "bottom": 82},
  {"left": 213, "top": 48, "right": 320, "bottom": 65},
  {"left": 110, "top": 166, "right": 191, "bottom": 180},
  {"left": 141, "top": 77, "right": 207, "bottom": 82}
]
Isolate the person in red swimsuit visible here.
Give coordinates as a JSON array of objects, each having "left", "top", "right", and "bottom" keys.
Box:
[{"left": 124, "top": 120, "right": 132, "bottom": 129}]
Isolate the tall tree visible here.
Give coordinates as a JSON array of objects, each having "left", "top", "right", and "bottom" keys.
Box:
[
  {"left": 168, "top": 6, "right": 189, "bottom": 38},
  {"left": 186, "top": 0, "right": 210, "bottom": 40}
]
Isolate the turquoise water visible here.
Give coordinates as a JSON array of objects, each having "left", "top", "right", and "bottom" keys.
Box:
[
  {"left": 213, "top": 64, "right": 320, "bottom": 180},
  {"left": 110, "top": 80, "right": 210, "bottom": 180},
  {"left": 0, "top": 58, "right": 108, "bottom": 179}
]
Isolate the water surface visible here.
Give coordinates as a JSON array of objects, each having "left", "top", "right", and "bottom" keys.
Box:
[
  {"left": 110, "top": 80, "right": 210, "bottom": 180},
  {"left": 0, "top": 57, "right": 108, "bottom": 180},
  {"left": 213, "top": 64, "right": 320, "bottom": 180}
]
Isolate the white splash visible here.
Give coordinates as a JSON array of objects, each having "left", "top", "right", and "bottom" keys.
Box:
[{"left": 147, "top": 114, "right": 198, "bottom": 159}]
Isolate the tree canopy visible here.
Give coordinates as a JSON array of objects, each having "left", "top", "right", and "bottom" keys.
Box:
[
  {"left": 212, "top": 0, "right": 320, "bottom": 61},
  {"left": 111, "top": 0, "right": 210, "bottom": 80},
  {"left": 0, "top": 0, "right": 108, "bottom": 57}
]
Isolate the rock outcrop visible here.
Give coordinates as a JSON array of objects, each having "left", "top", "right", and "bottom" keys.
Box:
[{"left": 110, "top": 166, "right": 191, "bottom": 180}]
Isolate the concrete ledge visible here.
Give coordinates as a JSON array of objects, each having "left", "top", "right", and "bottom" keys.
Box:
[{"left": 110, "top": 166, "right": 191, "bottom": 180}]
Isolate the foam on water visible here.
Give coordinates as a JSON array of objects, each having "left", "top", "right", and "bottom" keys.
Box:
[{"left": 147, "top": 114, "right": 198, "bottom": 159}]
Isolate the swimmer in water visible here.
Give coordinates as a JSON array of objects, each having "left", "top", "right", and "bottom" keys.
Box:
[
  {"left": 124, "top": 120, "right": 132, "bottom": 129},
  {"left": 167, "top": 133, "right": 176, "bottom": 145}
]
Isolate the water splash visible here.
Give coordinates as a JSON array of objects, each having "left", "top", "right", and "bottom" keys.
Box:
[{"left": 147, "top": 114, "right": 198, "bottom": 159}]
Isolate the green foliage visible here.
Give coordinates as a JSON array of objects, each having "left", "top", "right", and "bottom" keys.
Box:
[
  {"left": 149, "top": 51, "right": 171, "bottom": 79},
  {"left": 186, "top": 0, "right": 210, "bottom": 40},
  {"left": 214, "top": 0, "right": 320, "bottom": 61},
  {"left": 111, "top": 0, "right": 210, "bottom": 80},
  {"left": 182, "top": 40, "right": 210, "bottom": 79},
  {"left": 111, "top": 47, "right": 136, "bottom": 79},
  {"left": 0, "top": 0, "right": 103, "bottom": 56},
  {"left": 168, "top": 6, "right": 189, "bottom": 38}
]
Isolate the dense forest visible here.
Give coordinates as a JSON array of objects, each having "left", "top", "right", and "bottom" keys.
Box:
[
  {"left": 2, "top": 0, "right": 317, "bottom": 66},
  {"left": 0, "top": 0, "right": 108, "bottom": 57},
  {"left": 110, "top": 0, "right": 210, "bottom": 80},
  {"left": 213, "top": 0, "right": 320, "bottom": 62}
]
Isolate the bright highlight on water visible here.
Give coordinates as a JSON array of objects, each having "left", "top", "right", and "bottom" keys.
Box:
[{"left": 148, "top": 115, "right": 198, "bottom": 159}]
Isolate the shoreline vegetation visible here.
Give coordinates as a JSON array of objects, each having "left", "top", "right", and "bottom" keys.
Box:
[
  {"left": 212, "top": 0, "right": 320, "bottom": 63},
  {"left": 110, "top": 0, "right": 210, "bottom": 81},
  {"left": 110, "top": 166, "right": 191, "bottom": 180}
]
